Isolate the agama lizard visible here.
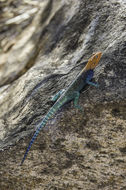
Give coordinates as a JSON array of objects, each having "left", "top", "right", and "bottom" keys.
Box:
[{"left": 20, "top": 52, "right": 102, "bottom": 165}]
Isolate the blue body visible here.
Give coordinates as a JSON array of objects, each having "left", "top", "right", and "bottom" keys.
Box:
[{"left": 20, "top": 69, "right": 97, "bottom": 165}]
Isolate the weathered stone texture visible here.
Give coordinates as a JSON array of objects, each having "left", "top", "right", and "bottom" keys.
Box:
[{"left": 0, "top": 0, "right": 126, "bottom": 189}]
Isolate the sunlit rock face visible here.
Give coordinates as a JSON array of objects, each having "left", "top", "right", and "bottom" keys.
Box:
[{"left": 0, "top": 0, "right": 126, "bottom": 189}]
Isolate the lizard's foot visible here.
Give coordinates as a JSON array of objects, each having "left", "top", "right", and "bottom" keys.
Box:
[
  {"left": 86, "top": 80, "right": 99, "bottom": 88},
  {"left": 74, "top": 105, "right": 84, "bottom": 112}
]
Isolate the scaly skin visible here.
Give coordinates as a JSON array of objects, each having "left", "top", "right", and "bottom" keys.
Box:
[{"left": 20, "top": 52, "right": 102, "bottom": 165}]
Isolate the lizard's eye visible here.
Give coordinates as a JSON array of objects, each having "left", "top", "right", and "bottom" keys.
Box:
[{"left": 96, "top": 55, "right": 98, "bottom": 58}]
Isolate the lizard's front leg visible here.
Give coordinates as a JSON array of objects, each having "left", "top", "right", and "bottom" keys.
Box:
[
  {"left": 86, "top": 79, "right": 99, "bottom": 87},
  {"left": 86, "top": 70, "right": 99, "bottom": 87}
]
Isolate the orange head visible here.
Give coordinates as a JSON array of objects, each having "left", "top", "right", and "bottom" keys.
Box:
[{"left": 84, "top": 52, "right": 102, "bottom": 71}]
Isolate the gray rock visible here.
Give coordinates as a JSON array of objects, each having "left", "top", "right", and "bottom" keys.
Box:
[{"left": 0, "top": 0, "right": 126, "bottom": 189}]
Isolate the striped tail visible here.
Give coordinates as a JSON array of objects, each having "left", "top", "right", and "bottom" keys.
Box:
[{"left": 20, "top": 103, "right": 59, "bottom": 166}]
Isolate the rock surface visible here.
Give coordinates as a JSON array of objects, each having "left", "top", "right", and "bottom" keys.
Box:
[{"left": 0, "top": 0, "right": 126, "bottom": 189}]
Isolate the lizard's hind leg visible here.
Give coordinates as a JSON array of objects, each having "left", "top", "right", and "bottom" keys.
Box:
[
  {"left": 51, "top": 89, "right": 65, "bottom": 101},
  {"left": 73, "top": 91, "right": 83, "bottom": 111}
]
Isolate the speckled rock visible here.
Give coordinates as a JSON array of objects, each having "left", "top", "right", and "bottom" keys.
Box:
[{"left": 0, "top": 0, "right": 126, "bottom": 189}]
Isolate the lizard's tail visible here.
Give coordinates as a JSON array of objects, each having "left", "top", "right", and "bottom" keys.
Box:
[{"left": 20, "top": 104, "right": 58, "bottom": 166}]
